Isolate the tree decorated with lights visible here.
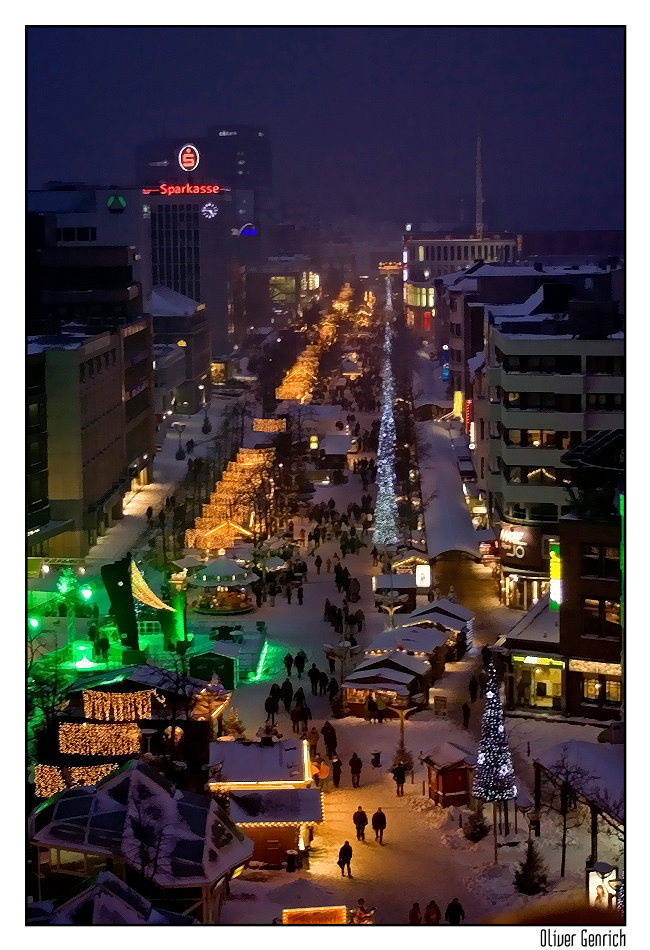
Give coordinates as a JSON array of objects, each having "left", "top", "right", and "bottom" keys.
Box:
[
  {"left": 472, "top": 663, "right": 517, "bottom": 862},
  {"left": 373, "top": 321, "right": 399, "bottom": 547}
]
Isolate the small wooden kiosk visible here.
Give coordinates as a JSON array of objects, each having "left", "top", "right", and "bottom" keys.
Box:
[{"left": 422, "top": 741, "right": 475, "bottom": 807}]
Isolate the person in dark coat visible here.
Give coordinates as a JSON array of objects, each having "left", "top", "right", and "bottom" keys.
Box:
[
  {"left": 338, "top": 841, "right": 353, "bottom": 877},
  {"left": 290, "top": 706, "right": 302, "bottom": 734},
  {"left": 409, "top": 903, "right": 422, "bottom": 924},
  {"left": 280, "top": 678, "right": 293, "bottom": 712},
  {"left": 308, "top": 663, "right": 320, "bottom": 695},
  {"left": 444, "top": 897, "right": 465, "bottom": 925},
  {"left": 371, "top": 807, "right": 387, "bottom": 844},
  {"left": 353, "top": 806, "right": 368, "bottom": 840},
  {"left": 294, "top": 650, "right": 307, "bottom": 678},
  {"left": 331, "top": 755, "right": 342, "bottom": 787},
  {"left": 297, "top": 585, "right": 304, "bottom": 605},
  {"left": 286, "top": 585, "right": 292, "bottom": 604},
  {"left": 392, "top": 763, "right": 406, "bottom": 796},
  {"left": 349, "top": 753, "right": 363, "bottom": 788},
  {"left": 469, "top": 674, "right": 479, "bottom": 703},
  {"left": 326, "top": 652, "right": 336, "bottom": 674},
  {"left": 264, "top": 694, "right": 279, "bottom": 725},
  {"left": 294, "top": 686, "right": 306, "bottom": 706},
  {"left": 320, "top": 720, "right": 337, "bottom": 758},
  {"left": 424, "top": 900, "right": 441, "bottom": 924},
  {"left": 314, "top": 554, "right": 323, "bottom": 575},
  {"left": 283, "top": 653, "right": 294, "bottom": 677},
  {"left": 323, "top": 598, "right": 331, "bottom": 621},
  {"left": 462, "top": 701, "right": 471, "bottom": 728},
  {"left": 318, "top": 670, "right": 329, "bottom": 696},
  {"left": 298, "top": 703, "right": 312, "bottom": 729},
  {"left": 270, "top": 683, "right": 281, "bottom": 703},
  {"left": 328, "top": 677, "right": 339, "bottom": 701}
]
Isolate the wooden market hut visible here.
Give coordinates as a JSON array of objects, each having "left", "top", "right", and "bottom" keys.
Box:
[
  {"left": 341, "top": 651, "right": 432, "bottom": 718},
  {"left": 227, "top": 788, "right": 323, "bottom": 864},
  {"left": 421, "top": 742, "right": 476, "bottom": 807}
]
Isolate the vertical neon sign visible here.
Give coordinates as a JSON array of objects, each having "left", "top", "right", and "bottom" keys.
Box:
[{"left": 549, "top": 539, "right": 561, "bottom": 611}]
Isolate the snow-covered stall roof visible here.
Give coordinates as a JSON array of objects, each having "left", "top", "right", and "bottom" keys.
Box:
[
  {"left": 416, "top": 420, "right": 496, "bottom": 559},
  {"left": 209, "top": 738, "right": 309, "bottom": 784},
  {"left": 27, "top": 871, "right": 197, "bottom": 925},
  {"left": 422, "top": 741, "right": 476, "bottom": 771},
  {"left": 28, "top": 761, "right": 252, "bottom": 888},
  {"left": 228, "top": 788, "right": 323, "bottom": 825},
  {"left": 501, "top": 592, "right": 560, "bottom": 646},
  {"left": 354, "top": 650, "right": 430, "bottom": 676},
  {"left": 319, "top": 433, "right": 352, "bottom": 455},
  {"left": 67, "top": 664, "right": 209, "bottom": 697},
  {"left": 366, "top": 626, "right": 449, "bottom": 655},
  {"left": 535, "top": 740, "right": 624, "bottom": 825},
  {"left": 408, "top": 598, "right": 474, "bottom": 626}
]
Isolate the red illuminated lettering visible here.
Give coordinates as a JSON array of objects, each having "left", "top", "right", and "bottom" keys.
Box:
[{"left": 149, "top": 183, "right": 222, "bottom": 197}]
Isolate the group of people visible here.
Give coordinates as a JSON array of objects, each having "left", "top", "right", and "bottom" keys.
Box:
[
  {"left": 352, "top": 805, "right": 387, "bottom": 844},
  {"left": 408, "top": 897, "right": 465, "bottom": 924}
]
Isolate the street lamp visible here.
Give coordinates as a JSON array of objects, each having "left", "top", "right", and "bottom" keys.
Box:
[{"left": 172, "top": 422, "right": 186, "bottom": 460}]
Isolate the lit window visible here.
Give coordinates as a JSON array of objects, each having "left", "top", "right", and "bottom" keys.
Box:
[
  {"left": 604, "top": 680, "right": 621, "bottom": 704},
  {"left": 582, "top": 678, "right": 600, "bottom": 702},
  {"left": 418, "top": 246, "right": 424, "bottom": 262}
]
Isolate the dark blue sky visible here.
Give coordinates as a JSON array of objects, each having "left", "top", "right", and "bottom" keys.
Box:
[{"left": 27, "top": 26, "right": 625, "bottom": 229}]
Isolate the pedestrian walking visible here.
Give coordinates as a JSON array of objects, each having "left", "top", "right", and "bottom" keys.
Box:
[
  {"left": 270, "top": 683, "right": 282, "bottom": 703},
  {"left": 318, "top": 670, "right": 329, "bottom": 696},
  {"left": 321, "top": 720, "right": 337, "bottom": 758},
  {"left": 290, "top": 706, "right": 301, "bottom": 734},
  {"left": 462, "top": 701, "right": 471, "bottom": 728},
  {"left": 331, "top": 755, "right": 342, "bottom": 787},
  {"left": 315, "top": 554, "right": 323, "bottom": 575},
  {"left": 326, "top": 652, "right": 336, "bottom": 674},
  {"left": 269, "top": 582, "right": 277, "bottom": 606},
  {"left": 478, "top": 668, "right": 488, "bottom": 697},
  {"left": 328, "top": 677, "right": 339, "bottom": 701},
  {"left": 337, "top": 841, "right": 353, "bottom": 877},
  {"left": 294, "top": 650, "right": 307, "bottom": 678},
  {"left": 469, "top": 674, "right": 479, "bottom": 703},
  {"left": 306, "top": 726, "right": 320, "bottom": 758},
  {"left": 353, "top": 806, "right": 368, "bottom": 840},
  {"left": 286, "top": 585, "right": 292, "bottom": 604},
  {"left": 297, "top": 585, "right": 304, "bottom": 605},
  {"left": 308, "top": 663, "right": 320, "bottom": 695},
  {"left": 424, "top": 900, "right": 441, "bottom": 924},
  {"left": 280, "top": 678, "right": 293, "bottom": 713},
  {"left": 294, "top": 686, "right": 306, "bottom": 706},
  {"left": 392, "top": 762, "right": 406, "bottom": 796},
  {"left": 371, "top": 807, "right": 386, "bottom": 844},
  {"left": 349, "top": 753, "right": 363, "bottom": 788},
  {"left": 409, "top": 903, "right": 422, "bottom": 925},
  {"left": 444, "top": 897, "right": 465, "bottom": 925},
  {"left": 298, "top": 703, "right": 312, "bottom": 730},
  {"left": 326, "top": 557, "right": 332, "bottom": 573},
  {"left": 366, "top": 695, "right": 378, "bottom": 723},
  {"left": 264, "top": 694, "right": 279, "bottom": 725},
  {"left": 376, "top": 695, "right": 387, "bottom": 723},
  {"left": 283, "top": 653, "right": 294, "bottom": 677}
]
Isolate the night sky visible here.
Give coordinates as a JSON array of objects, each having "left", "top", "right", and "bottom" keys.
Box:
[{"left": 27, "top": 25, "right": 624, "bottom": 230}]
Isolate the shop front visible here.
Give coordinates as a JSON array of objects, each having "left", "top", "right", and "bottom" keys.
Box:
[
  {"left": 509, "top": 654, "right": 566, "bottom": 712},
  {"left": 499, "top": 523, "right": 555, "bottom": 610}
]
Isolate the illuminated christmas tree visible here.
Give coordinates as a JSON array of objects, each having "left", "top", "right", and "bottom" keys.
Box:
[
  {"left": 373, "top": 322, "right": 399, "bottom": 547},
  {"left": 472, "top": 663, "right": 517, "bottom": 801}
]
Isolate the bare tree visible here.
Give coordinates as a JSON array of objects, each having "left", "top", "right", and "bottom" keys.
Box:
[{"left": 540, "top": 745, "right": 597, "bottom": 877}]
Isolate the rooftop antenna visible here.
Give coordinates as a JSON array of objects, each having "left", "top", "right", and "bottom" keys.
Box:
[{"left": 475, "top": 132, "right": 484, "bottom": 240}]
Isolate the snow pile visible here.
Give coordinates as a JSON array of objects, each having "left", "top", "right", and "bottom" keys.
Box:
[{"left": 408, "top": 797, "right": 457, "bottom": 831}]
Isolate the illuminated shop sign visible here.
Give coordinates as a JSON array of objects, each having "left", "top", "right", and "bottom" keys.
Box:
[
  {"left": 142, "top": 183, "right": 222, "bottom": 196},
  {"left": 178, "top": 144, "right": 200, "bottom": 171},
  {"left": 465, "top": 398, "right": 473, "bottom": 434},
  {"left": 512, "top": 655, "right": 565, "bottom": 669},
  {"left": 549, "top": 539, "right": 561, "bottom": 611},
  {"left": 415, "top": 564, "right": 431, "bottom": 588}
]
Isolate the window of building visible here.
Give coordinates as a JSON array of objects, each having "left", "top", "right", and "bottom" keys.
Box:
[
  {"left": 508, "top": 466, "right": 522, "bottom": 484},
  {"left": 62, "top": 227, "right": 75, "bottom": 241},
  {"left": 443, "top": 246, "right": 448, "bottom": 261},
  {"left": 604, "top": 680, "right": 621, "bottom": 704},
  {"left": 582, "top": 677, "right": 600, "bottom": 702},
  {"left": 506, "top": 391, "right": 520, "bottom": 408},
  {"left": 406, "top": 311, "right": 414, "bottom": 327},
  {"left": 582, "top": 598, "right": 621, "bottom": 639},
  {"left": 418, "top": 246, "right": 424, "bottom": 262}
]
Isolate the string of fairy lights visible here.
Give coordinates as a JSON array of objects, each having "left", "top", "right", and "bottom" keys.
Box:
[
  {"left": 59, "top": 723, "right": 142, "bottom": 757},
  {"left": 34, "top": 763, "right": 118, "bottom": 798},
  {"left": 373, "top": 317, "right": 399, "bottom": 546},
  {"left": 186, "top": 447, "right": 275, "bottom": 552},
  {"left": 82, "top": 689, "right": 164, "bottom": 722}
]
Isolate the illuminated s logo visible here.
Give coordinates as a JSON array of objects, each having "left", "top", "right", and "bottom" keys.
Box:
[
  {"left": 178, "top": 144, "right": 200, "bottom": 172},
  {"left": 201, "top": 202, "right": 219, "bottom": 219}
]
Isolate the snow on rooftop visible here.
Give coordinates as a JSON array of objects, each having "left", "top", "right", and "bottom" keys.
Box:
[
  {"left": 422, "top": 741, "right": 476, "bottom": 770},
  {"left": 228, "top": 788, "right": 323, "bottom": 825},
  {"left": 209, "top": 738, "right": 308, "bottom": 782},
  {"left": 416, "top": 423, "right": 495, "bottom": 561},
  {"left": 502, "top": 592, "right": 560, "bottom": 645},
  {"left": 149, "top": 285, "right": 200, "bottom": 316},
  {"left": 320, "top": 433, "right": 352, "bottom": 455}
]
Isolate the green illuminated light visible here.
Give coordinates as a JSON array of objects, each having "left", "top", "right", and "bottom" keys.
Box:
[
  {"left": 29, "top": 618, "right": 40, "bottom": 629},
  {"left": 252, "top": 640, "right": 269, "bottom": 682},
  {"left": 81, "top": 587, "right": 93, "bottom": 600}
]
